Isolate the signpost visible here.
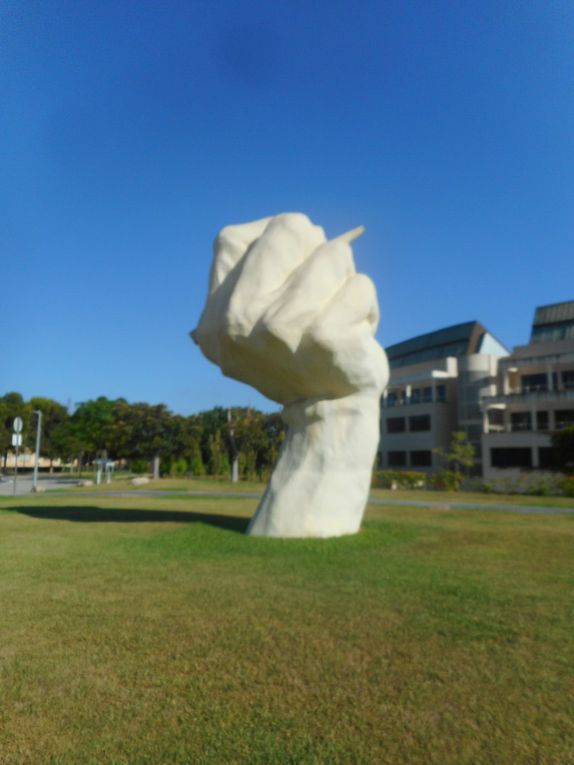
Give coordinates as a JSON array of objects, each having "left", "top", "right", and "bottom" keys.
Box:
[
  {"left": 12, "top": 417, "right": 23, "bottom": 497},
  {"left": 32, "top": 410, "right": 43, "bottom": 492}
]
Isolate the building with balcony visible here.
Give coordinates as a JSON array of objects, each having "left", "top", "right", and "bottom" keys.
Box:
[
  {"left": 481, "top": 300, "right": 574, "bottom": 477},
  {"left": 379, "top": 321, "right": 509, "bottom": 473}
]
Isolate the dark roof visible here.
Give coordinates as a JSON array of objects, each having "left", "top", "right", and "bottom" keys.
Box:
[
  {"left": 532, "top": 300, "right": 574, "bottom": 327},
  {"left": 386, "top": 321, "right": 488, "bottom": 368},
  {"left": 531, "top": 300, "right": 574, "bottom": 343}
]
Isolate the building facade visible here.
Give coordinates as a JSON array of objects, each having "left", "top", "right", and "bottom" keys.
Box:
[
  {"left": 379, "top": 300, "right": 574, "bottom": 478},
  {"left": 481, "top": 300, "right": 574, "bottom": 478},
  {"left": 379, "top": 321, "right": 508, "bottom": 473}
]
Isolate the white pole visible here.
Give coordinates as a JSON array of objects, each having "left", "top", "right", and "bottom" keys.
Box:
[
  {"left": 33, "top": 410, "right": 42, "bottom": 491},
  {"left": 13, "top": 443, "right": 19, "bottom": 497}
]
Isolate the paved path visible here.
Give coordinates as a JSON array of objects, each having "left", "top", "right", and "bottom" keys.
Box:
[
  {"left": 367, "top": 496, "right": 574, "bottom": 516},
  {"left": 0, "top": 475, "right": 80, "bottom": 497},
  {"left": 27, "top": 486, "right": 574, "bottom": 516}
]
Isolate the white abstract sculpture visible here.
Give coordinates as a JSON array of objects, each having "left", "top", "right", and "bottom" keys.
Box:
[{"left": 192, "top": 213, "right": 388, "bottom": 538}]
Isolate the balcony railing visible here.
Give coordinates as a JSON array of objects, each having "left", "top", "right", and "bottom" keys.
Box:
[
  {"left": 486, "top": 423, "right": 570, "bottom": 434},
  {"left": 510, "top": 422, "right": 532, "bottom": 432},
  {"left": 482, "top": 389, "right": 574, "bottom": 406},
  {"left": 383, "top": 396, "right": 447, "bottom": 408}
]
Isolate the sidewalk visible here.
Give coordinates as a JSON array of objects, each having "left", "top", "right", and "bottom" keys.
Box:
[{"left": 0, "top": 475, "right": 80, "bottom": 497}]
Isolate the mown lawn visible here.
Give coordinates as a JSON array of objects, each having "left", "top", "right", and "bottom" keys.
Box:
[{"left": 0, "top": 493, "right": 572, "bottom": 765}]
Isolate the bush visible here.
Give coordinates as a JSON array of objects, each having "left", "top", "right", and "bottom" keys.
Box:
[
  {"left": 561, "top": 476, "right": 574, "bottom": 497},
  {"left": 131, "top": 459, "right": 149, "bottom": 475},
  {"left": 172, "top": 457, "right": 188, "bottom": 477},
  {"left": 460, "top": 477, "right": 487, "bottom": 493},
  {"left": 160, "top": 457, "right": 188, "bottom": 478},
  {"left": 372, "top": 470, "right": 427, "bottom": 490},
  {"left": 478, "top": 472, "right": 564, "bottom": 496},
  {"left": 430, "top": 470, "right": 461, "bottom": 491},
  {"left": 529, "top": 476, "right": 553, "bottom": 497}
]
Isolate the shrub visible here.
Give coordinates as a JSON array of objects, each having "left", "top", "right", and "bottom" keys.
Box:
[
  {"left": 561, "top": 476, "right": 574, "bottom": 497},
  {"left": 430, "top": 470, "right": 461, "bottom": 491},
  {"left": 480, "top": 472, "right": 563, "bottom": 496},
  {"left": 160, "top": 457, "right": 188, "bottom": 478},
  {"left": 372, "top": 470, "right": 427, "bottom": 490},
  {"left": 172, "top": 457, "right": 188, "bottom": 477},
  {"left": 529, "top": 477, "right": 552, "bottom": 497},
  {"left": 460, "top": 477, "right": 486, "bottom": 493},
  {"left": 131, "top": 459, "right": 149, "bottom": 475}
]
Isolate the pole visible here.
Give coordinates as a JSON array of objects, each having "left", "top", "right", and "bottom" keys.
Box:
[
  {"left": 13, "top": 443, "right": 18, "bottom": 497},
  {"left": 33, "top": 410, "right": 43, "bottom": 492}
]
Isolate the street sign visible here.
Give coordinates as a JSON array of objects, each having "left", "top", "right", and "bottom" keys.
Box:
[{"left": 11, "top": 419, "right": 22, "bottom": 498}]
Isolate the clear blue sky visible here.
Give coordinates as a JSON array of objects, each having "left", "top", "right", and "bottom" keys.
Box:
[{"left": 2, "top": 0, "right": 573, "bottom": 414}]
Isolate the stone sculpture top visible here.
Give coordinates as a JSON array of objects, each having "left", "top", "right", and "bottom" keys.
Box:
[{"left": 193, "top": 213, "right": 388, "bottom": 538}]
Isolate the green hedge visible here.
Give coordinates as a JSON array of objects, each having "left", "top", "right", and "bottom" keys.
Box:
[{"left": 372, "top": 470, "right": 427, "bottom": 490}]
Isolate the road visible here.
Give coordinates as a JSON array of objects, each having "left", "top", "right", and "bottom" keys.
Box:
[{"left": 0, "top": 475, "right": 80, "bottom": 497}]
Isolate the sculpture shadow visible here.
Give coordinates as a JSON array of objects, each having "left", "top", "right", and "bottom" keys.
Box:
[{"left": 14, "top": 505, "right": 250, "bottom": 534}]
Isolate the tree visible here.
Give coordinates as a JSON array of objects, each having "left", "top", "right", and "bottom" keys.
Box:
[
  {"left": 51, "top": 419, "right": 87, "bottom": 474},
  {"left": 551, "top": 426, "right": 574, "bottom": 470},
  {"left": 28, "top": 397, "right": 68, "bottom": 472},
  {"left": 207, "top": 430, "right": 230, "bottom": 476},
  {"left": 0, "top": 392, "right": 30, "bottom": 472},
  {"left": 194, "top": 407, "right": 228, "bottom": 468},
  {"left": 433, "top": 431, "right": 475, "bottom": 490},
  {"left": 187, "top": 438, "right": 205, "bottom": 475},
  {"left": 71, "top": 397, "right": 117, "bottom": 458},
  {"left": 109, "top": 402, "right": 172, "bottom": 467},
  {"left": 230, "top": 408, "right": 276, "bottom": 480}
]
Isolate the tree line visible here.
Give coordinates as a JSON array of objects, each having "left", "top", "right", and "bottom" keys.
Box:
[{"left": 0, "top": 392, "right": 285, "bottom": 479}]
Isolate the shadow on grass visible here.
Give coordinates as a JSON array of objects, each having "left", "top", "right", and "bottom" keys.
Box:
[{"left": 14, "top": 505, "right": 250, "bottom": 533}]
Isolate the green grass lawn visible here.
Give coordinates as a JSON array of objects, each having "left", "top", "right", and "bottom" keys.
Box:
[{"left": 0, "top": 493, "right": 573, "bottom": 765}]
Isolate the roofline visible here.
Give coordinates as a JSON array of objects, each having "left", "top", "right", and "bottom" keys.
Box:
[
  {"left": 386, "top": 320, "right": 509, "bottom": 356},
  {"left": 534, "top": 299, "right": 574, "bottom": 313},
  {"left": 386, "top": 321, "right": 478, "bottom": 355}
]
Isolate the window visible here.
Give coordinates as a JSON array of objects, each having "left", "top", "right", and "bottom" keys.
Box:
[
  {"left": 436, "top": 384, "right": 446, "bottom": 402},
  {"left": 536, "top": 411, "right": 549, "bottom": 431},
  {"left": 386, "top": 392, "right": 397, "bottom": 408},
  {"left": 488, "top": 409, "right": 504, "bottom": 432},
  {"left": 491, "top": 448, "right": 532, "bottom": 468},
  {"left": 511, "top": 412, "right": 532, "bottom": 432},
  {"left": 410, "top": 450, "right": 432, "bottom": 467},
  {"left": 532, "top": 322, "right": 574, "bottom": 344},
  {"left": 387, "top": 417, "right": 406, "bottom": 433},
  {"left": 388, "top": 451, "right": 407, "bottom": 467},
  {"left": 556, "top": 410, "right": 574, "bottom": 429},
  {"left": 410, "top": 388, "right": 421, "bottom": 404},
  {"left": 521, "top": 373, "right": 557, "bottom": 393},
  {"left": 409, "top": 415, "right": 431, "bottom": 432},
  {"left": 422, "top": 386, "right": 433, "bottom": 403},
  {"left": 562, "top": 370, "right": 574, "bottom": 390}
]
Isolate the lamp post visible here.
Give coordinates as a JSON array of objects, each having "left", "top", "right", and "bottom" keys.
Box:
[{"left": 32, "top": 410, "right": 42, "bottom": 492}]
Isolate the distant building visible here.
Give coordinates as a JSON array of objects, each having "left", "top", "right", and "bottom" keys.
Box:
[
  {"left": 379, "top": 321, "right": 508, "bottom": 474},
  {"left": 481, "top": 300, "right": 574, "bottom": 478}
]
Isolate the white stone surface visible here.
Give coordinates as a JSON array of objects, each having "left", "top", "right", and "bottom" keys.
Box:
[
  {"left": 193, "top": 213, "right": 388, "bottom": 537},
  {"left": 131, "top": 476, "right": 150, "bottom": 486}
]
